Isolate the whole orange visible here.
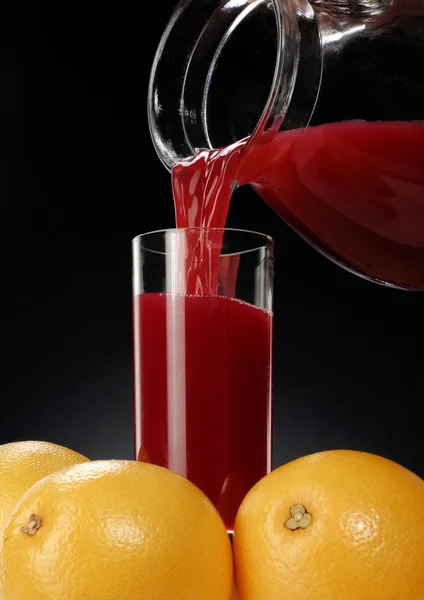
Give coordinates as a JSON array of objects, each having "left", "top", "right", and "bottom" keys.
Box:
[
  {"left": 0, "top": 440, "right": 89, "bottom": 532},
  {"left": 233, "top": 449, "right": 424, "bottom": 600},
  {"left": 1, "top": 460, "right": 233, "bottom": 600}
]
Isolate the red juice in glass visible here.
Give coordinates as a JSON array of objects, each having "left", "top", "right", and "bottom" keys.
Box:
[{"left": 133, "top": 291, "right": 272, "bottom": 530}]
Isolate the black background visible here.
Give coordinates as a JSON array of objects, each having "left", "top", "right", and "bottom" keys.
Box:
[{"left": 1, "top": 3, "right": 422, "bottom": 478}]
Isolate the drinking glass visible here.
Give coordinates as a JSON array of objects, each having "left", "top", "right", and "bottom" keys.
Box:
[{"left": 132, "top": 227, "right": 273, "bottom": 531}]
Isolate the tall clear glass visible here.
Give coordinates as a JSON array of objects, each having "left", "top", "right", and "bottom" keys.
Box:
[{"left": 132, "top": 227, "right": 273, "bottom": 531}]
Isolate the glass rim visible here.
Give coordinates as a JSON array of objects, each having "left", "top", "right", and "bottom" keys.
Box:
[{"left": 132, "top": 226, "right": 273, "bottom": 246}]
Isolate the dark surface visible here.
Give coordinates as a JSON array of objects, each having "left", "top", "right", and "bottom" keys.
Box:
[{"left": 1, "top": 3, "right": 422, "bottom": 478}]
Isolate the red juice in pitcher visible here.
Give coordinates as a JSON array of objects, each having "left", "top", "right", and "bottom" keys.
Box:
[
  {"left": 133, "top": 292, "right": 272, "bottom": 530},
  {"left": 173, "top": 120, "right": 424, "bottom": 289}
]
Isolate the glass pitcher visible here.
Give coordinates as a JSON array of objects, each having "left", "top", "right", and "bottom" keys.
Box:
[{"left": 148, "top": 0, "right": 424, "bottom": 290}]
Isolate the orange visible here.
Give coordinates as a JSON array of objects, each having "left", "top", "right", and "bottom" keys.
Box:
[
  {"left": 0, "top": 460, "right": 233, "bottom": 600},
  {"left": 233, "top": 449, "right": 424, "bottom": 600},
  {"left": 0, "top": 440, "right": 89, "bottom": 531}
]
